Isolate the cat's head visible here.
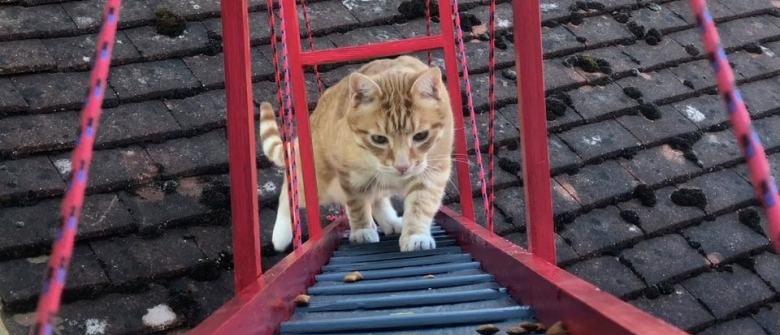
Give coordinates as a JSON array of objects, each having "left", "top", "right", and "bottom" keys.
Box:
[{"left": 345, "top": 66, "right": 452, "bottom": 178}]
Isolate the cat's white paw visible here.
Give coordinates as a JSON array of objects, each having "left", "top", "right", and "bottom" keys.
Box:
[
  {"left": 400, "top": 233, "right": 436, "bottom": 252},
  {"left": 349, "top": 228, "right": 380, "bottom": 244},
  {"left": 272, "top": 222, "right": 293, "bottom": 252},
  {"left": 379, "top": 216, "right": 403, "bottom": 235}
]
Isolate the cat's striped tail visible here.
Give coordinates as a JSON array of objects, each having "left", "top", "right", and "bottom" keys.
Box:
[{"left": 258, "top": 102, "right": 286, "bottom": 167}]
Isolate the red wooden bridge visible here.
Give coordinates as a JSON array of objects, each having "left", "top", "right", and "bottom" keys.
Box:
[{"left": 29, "top": 0, "right": 780, "bottom": 334}]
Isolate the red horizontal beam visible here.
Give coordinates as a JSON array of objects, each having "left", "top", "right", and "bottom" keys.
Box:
[
  {"left": 299, "top": 35, "right": 444, "bottom": 66},
  {"left": 185, "top": 219, "right": 348, "bottom": 335},
  {"left": 436, "top": 207, "right": 689, "bottom": 335}
]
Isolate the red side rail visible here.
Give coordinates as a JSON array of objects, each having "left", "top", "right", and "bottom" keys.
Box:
[
  {"left": 186, "top": 219, "right": 348, "bottom": 335},
  {"left": 188, "top": 210, "right": 689, "bottom": 335},
  {"left": 513, "top": 0, "right": 556, "bottom": 263},
  {"left": 221, "top": 0, "right": 262, "bottom": 291},
  {"left": 436, "top": 208, "right": 689, "bottom": 335}
]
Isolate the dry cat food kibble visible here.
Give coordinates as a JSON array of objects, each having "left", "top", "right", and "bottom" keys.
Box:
[
  {"left": 343, "top": 271, "right": 363, "bottom": 283},
  {"left": 506, "top": 321, "right": 549, "bottom": 334},
  {"left": 506, "top": 326, "right": 529, "bottom": 334},
  {"left": 546, "top": 321, "right": 568, "bottom": 335},
  {"left": 293, "top": 294, "right": 310, "bottom": 306},
  {"left": 475, "top": 323, "right": 500, "bottom": 335},
  {"left": 422, "top": 274, "right": 436, "bottom": 279}
]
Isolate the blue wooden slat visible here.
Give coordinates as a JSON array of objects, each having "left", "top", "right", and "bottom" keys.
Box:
[
  {"left": 312, "top": 269, "right": 486, "bottom": 289},
  {"left": 281, "top": 318, "right": 543, "bottom": 335},
  {"left": 320, "top": 253, "right": 473, "bottom": 272},
  {"left": 302, "top": 288, "right": 508, "bottom": 312},
  {"left": 290, "top": 297, "right": 520, "bottom": 321},
  {"left": 315, "top": 262, "right": 481, "bottom": 281},
  {"left": 332, "top": 240, "right": 458, "bottom": 256},
  {"left": 307, "top": 274, "right": 494, "bottom": 295},
  {"left": 327, "top": 246, "right": 463, "bottom": 264},
  {"left": 279, "top": 306, "right": 532, "bottom": 333},
  {"left": 304, "top": 282, "right": 503, "bottom": 305}
]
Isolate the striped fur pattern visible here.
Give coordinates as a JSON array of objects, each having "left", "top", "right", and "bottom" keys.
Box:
[{"left": 259, "top": 55, "right": 454, "bottom": 252}]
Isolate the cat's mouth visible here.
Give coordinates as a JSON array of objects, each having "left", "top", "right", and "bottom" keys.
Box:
[
  {"left": 398, "top": 171, "right": 416, "bottom": 178},
  {"left": 391, "top": 165, "right": 425, "bottom": 178}
]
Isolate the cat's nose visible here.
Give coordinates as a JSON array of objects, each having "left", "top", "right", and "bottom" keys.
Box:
[{"left": 394, "top": 164, "right": 410, "bottom": 174}]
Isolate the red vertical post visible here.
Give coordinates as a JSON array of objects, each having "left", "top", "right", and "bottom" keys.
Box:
[
  {"left": 438, "top": 0, "right": 475, "bottom": 222},
  {"left": 281, "top": 0, "right": 323, "bottom": 239},
  {"left": 221, "top": 0, "right": 263, "bottom": 291},
  {"left": 512, "top": 0, "right": 556, "bottom": 263}
]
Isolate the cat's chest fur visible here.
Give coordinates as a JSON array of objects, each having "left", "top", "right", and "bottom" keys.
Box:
[{"left": 321, "top": 170, "right": 409, "bottom": 205}]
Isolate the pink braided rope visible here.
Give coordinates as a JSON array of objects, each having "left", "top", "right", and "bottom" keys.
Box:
[
  {"left": 29, "top": 1, "right": 121, "bottom": 334},
  {"left": 300, "top": 0, "right": 323, "bottom": 93},
  {"left": 266, "top": 1, "right": 285, "bottom": 115},
  {"left": 266, "top": 0, "right": 301, "bottom": 249},
  {"left": 425, "top": 0, "right": 433, "bottom": 66},
  {"left": 451, "top": 0, "right": 493, "bottom": 230},
  {"left": 690, "top": 0, "right": 780, "bottom": 251},
  {"left": 277, "top": 0, "right": 303, "bottom": 249},
  {"left": 486, "top": 0, "right": 496, "bottom": 232}
]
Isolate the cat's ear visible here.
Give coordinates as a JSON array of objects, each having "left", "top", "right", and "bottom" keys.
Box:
[
  {"left": 411, "top": 66, "right": 443, "bottom": 101},
  {"left": 349, "top": 73, "right": 381, "bottom": 106}
]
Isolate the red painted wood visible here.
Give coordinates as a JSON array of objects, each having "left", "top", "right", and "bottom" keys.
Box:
[
  {"left": 220, "top": 0, "right": 263, "bottom": 291},
  {"left": 299, "top": 36, "right": 444, "bottom": 66},
  {"left": 438, "top": 0, "right": 475, "bottom": 222},
  {"left": 512, "top": 0, "right": 556, "bottom": 263},
  {"left": 437, "top": 207, "right": 689, "bottom": 335},
  {"left": 282, "top": 0, "right": 323, "bottom": 240},
  {"left": 185, "top": 219, "right": 348, "bottom": 335}
]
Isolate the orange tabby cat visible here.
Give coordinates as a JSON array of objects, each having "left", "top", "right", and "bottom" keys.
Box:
[{"left": 259, "top": 55, "right": 453, "bottom": 252}]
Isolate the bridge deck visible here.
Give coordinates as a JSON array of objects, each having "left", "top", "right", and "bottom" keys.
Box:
[{"left": 279, "top": 224, "right": 546, "bottom": 335}]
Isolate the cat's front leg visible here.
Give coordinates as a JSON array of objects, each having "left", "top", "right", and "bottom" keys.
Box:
[
  {"left": 345, "top": 192, "right": 380, "bottom": 244},
  {"left": 399, "top": 171, "right": 448, "bottom": 251},
  {"left": 272, "top": 176, "right": 293, "bottom": 252},
  {"left": 373, "top": 196, "right": 403, "bottom": 235}
]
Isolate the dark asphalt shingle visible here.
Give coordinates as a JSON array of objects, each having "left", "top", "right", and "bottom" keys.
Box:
[{"left": 630, "top": 284, "right": 715, "bottom": 331}]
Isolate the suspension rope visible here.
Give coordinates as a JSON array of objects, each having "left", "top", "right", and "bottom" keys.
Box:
[
  {"left": 487, "top": 0, "right": 496, "bottom": 233},
  {"left": 29, "top": 1, "right": 121, "bottom": 334},
  {"left": 690, "top": 0, "right": 780, "bottom": 252},
  {"left": 425, "top": 0, "right": 433, "bottom": 66},
  {"left": 285, "top": 0, "right": 342, "bottom": 224},
  {"left": 266, "top": 2, "right": 285, "bottom": 112},
  {"left": 300, "top": 0, "right": 323, "bottom": 93},
  {"left": 267, "top": 0, "right": 301, "bottom": 248},
  {"left": 296, "top": 0, "right": 344, "bottom": 222},
  {"left": 276, "top": 0, "right": 304, "bottom": 249},
  {"left": 451, "top": 0, "right": 494, "bottom": 231}
]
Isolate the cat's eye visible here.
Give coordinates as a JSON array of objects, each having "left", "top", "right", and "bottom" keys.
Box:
[
  {"left": 413, "top": 131, "right": 429, "bottom": 142},
  {"left": 370, "top": 135, "right": 388, "bottom": 145}
]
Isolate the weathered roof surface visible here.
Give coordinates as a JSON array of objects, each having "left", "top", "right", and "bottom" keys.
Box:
[{"left": 1, "top": 0, "right": 780, "bottom": 334}]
